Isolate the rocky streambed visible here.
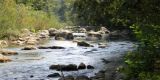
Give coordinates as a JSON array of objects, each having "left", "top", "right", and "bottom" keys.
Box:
[{"left": 0, "top": 38, "right": 136, "bottom": 80}]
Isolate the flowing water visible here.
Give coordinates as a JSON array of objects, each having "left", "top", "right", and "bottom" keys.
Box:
[{"left": 0, "top": 38, "right": 136, "bottom": 80}]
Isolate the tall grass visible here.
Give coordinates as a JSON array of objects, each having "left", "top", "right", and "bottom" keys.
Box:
[{"left": 0, "top": 0, "right": 64, "bottom": 39}]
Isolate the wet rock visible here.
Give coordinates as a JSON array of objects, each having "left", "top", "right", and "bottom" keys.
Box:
[
  {"left": 78, "top": 63, "right": 86, "bottom": 69},
  {"left": 0, "top": 49, "right": 18, "bottom": 55},
  {"left": 87, "top": 65, "right": 94, "bottom": 69},
  {"left": 101, "top": 58, "right": 111, "bottom": 64},
  {"left": 49, "top": 46, "right": 65, "bottom": 49},
  {"left": 77, "top": 41, "right": 93, "bottom": 47},
  {"left": 76, "top": 75, "right": 90, "bottom": 80},
  {"left": 22, "top": 46, "right": 36, "bottom": 50},
  {"left": 49, "top": 65, "right": 61, "bottom": 70},
  {"left": 91, "top": 49, "right": 98, "bottom": 51},
  {"left": 47, "top": 73, "right": 60, "bottom": 78},
  {"left": 0, "top": 54, "right": 12, "bottom": 63},
  {"left": 48, "top": 28, "right": 57, "bottom": 36},
  {"left": 38, "top": 46, "right": 50, "bottom": 49},
  {"left": 59, "top": 75, "right": 74, "bottom": 80},
  {"left": 38, "top": 46, "right": 65, "bottom": 49},
  {"left": 59, "top": 64, "right": 78, "bottom": 71},
  {"left": 50, "top": 64, "right": 78, "bottom": 71},
  {"left": 66, "top": 33, "right": 74, "bottom": 40},
  {"left": 98, "top": 45, "right": 106, "bottom": 48},
  {"left": 30, "top": 75, "right": 34, "bottom": 78}
]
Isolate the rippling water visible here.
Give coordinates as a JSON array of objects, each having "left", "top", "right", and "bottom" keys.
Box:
[{"left": 0, "top": 39, "right": 136, "bottom": 80}]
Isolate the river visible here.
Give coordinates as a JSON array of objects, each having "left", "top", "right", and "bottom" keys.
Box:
[{"left": 0, "top": 38, "right": 136, "bottom": 80}]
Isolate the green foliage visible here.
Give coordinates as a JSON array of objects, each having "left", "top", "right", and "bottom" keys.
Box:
[
  {"left": 74, "top": 0, "right": 160, "bottom": 79},
  {"left": 0, "top": 0, "right": 63, "bottom": 39}
]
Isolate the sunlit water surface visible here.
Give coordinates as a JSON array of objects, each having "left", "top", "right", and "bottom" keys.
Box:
[{"left": 0, "top": 38, "right": 136, "bottom": 80}]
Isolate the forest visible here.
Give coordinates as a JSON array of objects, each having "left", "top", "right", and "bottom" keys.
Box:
[{"left": 0, "top": 0, "right": 160, "bottom": 80}]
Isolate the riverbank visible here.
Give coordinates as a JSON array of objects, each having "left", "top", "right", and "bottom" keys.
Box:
[{"left": 91, "top": 55, "right": 126, "bottom": 80}]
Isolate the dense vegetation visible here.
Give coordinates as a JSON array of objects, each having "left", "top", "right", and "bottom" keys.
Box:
[
  {"left": 74, "top": 0, "right": 160, "bottom": 80},
  {"left": 0, "top": 0, "right": 75, "bottom": 39}
]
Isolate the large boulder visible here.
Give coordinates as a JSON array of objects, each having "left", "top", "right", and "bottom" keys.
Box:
[
  {"left": 0, "top": 54, "right": 12, "bottom": 63},
  {"left": 78, "top": 63, "right": 86, "bottom": 69},
  {"left": 49, "top": 64, "right": 78, "bottom": 71},
  {"left": 77, "top": 41, "right": 93, "bottom": 47},
  {"left": 0, "top": 49, "right": 18, "bottom": 55},
  {"left": 22, "top": 46, "right": 37, "bottom": 50},
  {"left": 48, "top": 28, "right": 58, "bottom": 36},
  {"left": 55, "top": 30, "right": 74, "bottom": 40}
]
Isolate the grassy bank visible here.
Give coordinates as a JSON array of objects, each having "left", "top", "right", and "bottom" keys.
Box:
[{"left": 0, "top": 0, "right": 64, "bottom": 40}]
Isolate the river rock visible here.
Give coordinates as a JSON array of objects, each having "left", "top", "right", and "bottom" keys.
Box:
[
  {"left": 66, "top": 33, "right": 74, "bottom": 40},
  {"left": 38, "top": 46, "right": 50, "bottom": 49},
  {"left": 98, "top": 44, "right": 107, "bottom": 48},
  {"left": 49, "top": 65, "right": 61, "bottom": 70},
  {"left": 47, "top": 73, "right": 60, "bottom": 78},
  {"left": 100, "top": 27, "right": 110, "bottom": 34},
  {"left": 50, "top": 64, "right": 78, "bottom": 71},
  {"left": 26, "top": 37, "right": 38, "bottom": 45},
  {"left": 59, "top": 75, "right": 74, "bottom": 80},
  {"left": 79, "top": 28, "right": 87, "bottom": 33},
  {"left": 38, "top": 30, "right": 49, "bottom": 38},
  {"left": 0, "top": 40, "right": 8, "bottom": 48},
  {"left": 78, "top": 63, "right": 86, "bottom": 69},
  {"left": 49, "top": 46, "right": 65, "bottom": 49},
  {"left": 0, "top": 54, "right": 12, "bottom": 63},
  {"left": 87, "top": 65, "right": 94, "bottom": 69},
  {"left": 48, "top": 28, "right": 57, "bottom": 36},
  {"left": 76, "top": 75, "right": 90, "bottom": 80},
  {"left": 55, "top": 30, "right": 74, "bottom": 40},
  {"left": 77, "top": 41, "right": 93, "bottom": 47},
  {"left": 87, "top": 31, "right": 102, "bottom": 40},
  {"left": 0, "top": 49, "right": 18, "bottom": 55},
  {"left": 22, "top": 46, "right": 37, "bottom": 50}
]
